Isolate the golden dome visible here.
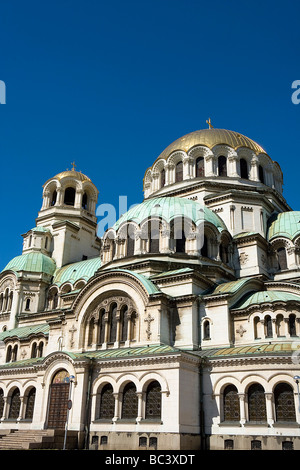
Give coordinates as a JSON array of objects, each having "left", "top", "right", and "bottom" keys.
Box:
[
  {"left": 54, "top": 169, "right": 91, "bottom": 182},
  {"left": 156, "top": 128, "right": 266, "bottom": 161}
]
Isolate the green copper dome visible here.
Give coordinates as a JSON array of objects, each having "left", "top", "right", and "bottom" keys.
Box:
[
  {"left": 113, "top": 197, "right": 227, "bottom": 232},
  {"left": 268, "top": 211, "right": 300, "bottom": 241},
  {"left": 233, "top": 290, "right": 300, "bottom": 310},
  {"left": 53, "top": 257, "right": 102, "bottom": 286},
  {"left": 3, "top": 252, "right": 56, "bottom": 276}
]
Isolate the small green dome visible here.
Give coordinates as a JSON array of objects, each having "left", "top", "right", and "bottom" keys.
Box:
[
  {"left": 53, "top": 257, "right": 102, "bottom": 286},
  {"left": 268, "top": 211, "right": 300, "bottom": 241},
  {"left": 113, "top": 197, "right": 227, "bottom": 232},
  {"left": 3, "top": 252, "right": 56, "bottom": 276}
]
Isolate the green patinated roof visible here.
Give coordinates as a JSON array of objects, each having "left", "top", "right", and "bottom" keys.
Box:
[
  {"left": 268, "top": 211, "right": 300, "bottom": 241},
  {"left": 53, "top": 257, "right": 102, "bottom": 286},
  {"left": 150, "top": 268, "right": 194, "bottom": 279},
  {"left": 105, "top": 269, "right": 161, "bottom": 295},
  {"left": 0, "top": 323, "right": 49, "bottom": 341},
  {"left": 208, "top": 277, "right": 255, "bottom": 295},
  {"left": 2, "top": 252, "right": 56, "bottom": 276},
  {"left": 233, "top": 290, "right": 300, "bottom": 310},
  {"left": 196, "top": 342, "right": 300, "bottom": 358},
  {"left": 69, "top": 343, "right": 180, "bottom": 360},
  {"left": 30, "top": 226, "right": 51, "bottom": 233},
  {"left": 112, "top": 197, "right": 227, "bottom": 232}
]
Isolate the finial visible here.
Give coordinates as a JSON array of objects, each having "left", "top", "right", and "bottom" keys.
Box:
[
  {"left": 71, "top": 161, "right": 76, "bottom": 171},
  {"left": 206, "top": 118, "right": 214, "bottom": 129}
]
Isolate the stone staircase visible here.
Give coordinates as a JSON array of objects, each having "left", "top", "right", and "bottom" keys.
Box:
[{"left": 0, "top": 429, "right": 78, "bottom": 450}]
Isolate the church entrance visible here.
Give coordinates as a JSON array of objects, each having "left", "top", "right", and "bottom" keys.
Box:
[{"left": 47, "top": 369, "right": 70, "bottom": 429}]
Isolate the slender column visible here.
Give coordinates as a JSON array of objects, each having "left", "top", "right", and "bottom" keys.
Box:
[
  {"left": 17, "top": 396, "right": 25, "bottom": 421},
  {"left": 238, "top": 393, "right": 246, "bottom": 425},
  {"left": 136, "top": 392, "right": 143, "bottom": 422},
  {"left": 265, "top": 393, "right": 274, "bottom": 426},
  {"left": 112, "top": 393, "right": 120, "bottom": 422}
]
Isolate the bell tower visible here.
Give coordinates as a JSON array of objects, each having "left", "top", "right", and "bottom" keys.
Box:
[{"left": 36, "top": 166, "right": 101, "bottom": 268}]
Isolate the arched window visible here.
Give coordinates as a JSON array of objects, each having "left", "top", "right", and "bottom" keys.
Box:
[
  {"left": 126, "top": 234, "right": 135, "bottom": 257},
  {"left": 288, "top": 314, "right": 297, "bottom": 336},
  {"left": 25, "top": 298, "right": 31, "bottom": 311},
  {"left": 248, "top": 383, "right": 267, "bottom": 422},
  {"left": 160, "top": 169, "right": 165, "bottom": 188},
  {"left": 64, "top": 187, "right": 76, "bottom": 206},
  {"left": 25, "top": 388, "right": 36, "bottom": 420},
  {"left": 223, "top": 385, "right": 240, "bottom": 422},
  {"left": 88, "top": 317, "right": 95, "bottom": 345},
  {"left": 265, "top": 315, "right": 273, "bottom": 338},
  {"left": 276, "top": 314, "right": 285, "bottom": 337},
  {"left": 254, "top": 316, "right": 261, "bottom": 339},
  {"left": 148, "top": 222, "right": 160, "bottom": 254},
  {"left": 145, "top": 381, "right": 161, "bottom": 420},
  {"left": 0, "top": 389, "right": 4, "bottom": 418},
  {"left": 6, "top": 345, "right": 12, "bottom": 363},
  {"left": 196, "top": 157, "right": 205, "bottom": 177},
  {"left": 31, "top": 342, "right": 37, "bottom": 358},
  {"left": 240, "top": 158, "right": 248, "bottom": 179},
  {"left": 218, "top": 156, "right": 227, "bottom": 177},
  {"left": 51, "top": 190, "right": 57, "bottom": 206},
  {"left": 99, "top": 309, "right": 106, "bottom": 344},
  {"left": 175, "top": 161, "right": 183, "bottom": 182},
  {"left": 0, "top": 294, "right": 3, "bottom": 311},
  {"left": 120, "top": 305, "right": 129, "bottom": 342},
  {"left": 121, "top": 382, "right": 138, "bottom": 419},
  {"left": 277, "top": 247, "right": 287, "bottom": 271},
  {"left": 175, "top": 229, "right": 186, "bottom": 253},
  {"left": 98, "top": 384, "right": 114, "bottom": 420},
  {"left": 109, "top": 304, "right": 118, "bottom": 343},
  {"left": 201, "top": 235, "right": 208, "bottom": 257},
  {"left": 203, "top": 320, "right": 210, "bottom": 340},
  {"left": 82, "top": 192, "right": 88, "bottom": 210},
  {"left": 38, "top": 342, "right": 44, "bottom": 357},
  {"left": 259, "top": 165, "right": 265, "bottom": 183},
  {"left": 274, "top": 383, "right": 296, "bottom": 422},
  {"left": 130, "top": 312, "right": 137, "bottom": 340},
  {"left": 12, "top": 345, "right": 18, "bottom": 362},
  {"left": 9, "top": 388, "right": 21, "bottom": 419}
]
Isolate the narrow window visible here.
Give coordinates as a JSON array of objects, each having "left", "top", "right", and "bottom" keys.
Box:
[
  {"left": 109, "top": 304, "right": 118, "bottom": 343},
  {"left": 223, "top": 385, "right": 240, "bottom": 422},
  {"left": 274, "top": 383, "right": 296, "bottom": 422},
  {"left": 25, "top": 388, "right": 36, "bottom": 420},
  {"left": 98, "top": 384, "right": 114, "bottom": 420},
  {"left": 120, "top": 305, "right": 129, "bottom": 342},
  {"left": 203, "top": 320, "right": 210, "bottom": 340},
  {"left": 51, "top": 190, "right": 57, "bottom": 206},
  {"left": 265, "top": 315, "right": 273, "bottom": 338},
  {"left": 251, "top": 440, "right": 262, "bottom": 450},
  {"left": 99, "top": 309, "right": 106, "bottom": 344},
  {"left": 122, "top": 382, "right": 138, "bottom": 419},
  {"left": 175, "top": 161, "right": 183, "bottom": 182},
  {"left": 161, "top": 169, "right": 165, "bottom": 188},
  {"left": 9, "top": 389, "right": 21, "bottom": 419},
  {"left": 139, "top": 437, "right": 147, "bottom": 447},
  {"left": 145, "top": 381, "right": 161, "bottom": 420},
  {"left": 25, "top": 298, "right": 31, "bottom": 311},
  {"left": 127, "top": 235, "right": 135, "bottom": 257},
  {"left": 240, "top": 158, "right": 248, "bottom": 179},
  {"left": 288, "top": 314, "right": 297, "bottom": 336},
  {"left": 259, "top": 165, "right": 265, "bottom": 183},
  {"left": 64, "top": 187, "right": 76, "bottom": 206},
  {"left": 218, "top": 156, "right": 227, "bottom": 177},
  {"left": 201, "top": 235, "right": 208, "bottom": 257},
  {"left": 196, "top": 157, "right": 205, "bottom": 177},
  {"left": 277, "top": 247, "right": 287, "bottom": 271},
  {"left": 82, "top": 192, "right": 88, "bottom": 210},
  {"left": 224, "top": 439, "right": 234, "bottom": 450},
  {"left": 248, "top": 383, "right": 267, "bottom": 422}
]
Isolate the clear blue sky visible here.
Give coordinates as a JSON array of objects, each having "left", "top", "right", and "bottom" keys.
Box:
[{"left": 0, "top": 0, "right": 299, "bottom": 268}]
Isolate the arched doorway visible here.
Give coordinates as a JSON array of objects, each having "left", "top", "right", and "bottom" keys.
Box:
[{"left": 47, "top": 369, "right": 70, "bottom": 429}]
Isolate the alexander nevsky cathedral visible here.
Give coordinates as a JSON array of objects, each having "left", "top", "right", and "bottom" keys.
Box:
[{"left": 0, "top": 123, "right": 299, "bottom": 451}]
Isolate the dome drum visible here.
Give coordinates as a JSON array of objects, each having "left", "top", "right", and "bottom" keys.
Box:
[{"left": 144, "top": 129, "right": 283, "bottom": 199}]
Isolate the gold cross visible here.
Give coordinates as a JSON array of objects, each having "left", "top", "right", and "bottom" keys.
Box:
[
  {"left": 71, "top": 161, "right": 76, "bottom": 171},
  {"left": 206, "top": 117, "right": 214, "bottom": 129}
]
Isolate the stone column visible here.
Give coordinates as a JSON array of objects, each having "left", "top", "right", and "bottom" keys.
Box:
[
  {"left": 238, "top": 393, "right": 246, "bottom": 425},
  {"left": 112, "top": 393, "right": 120, "bottom": 422},
  {"left": 136, "top": 392, "right": 143, "bottom": 422},
  {"left": 250, "top": 156, "right": 260, "bottom": 181},
  {"left": 265, "top": 392, "right": 274, "bottom": 426}
]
